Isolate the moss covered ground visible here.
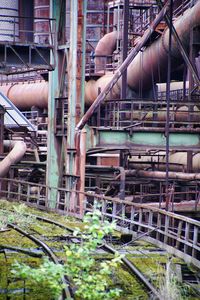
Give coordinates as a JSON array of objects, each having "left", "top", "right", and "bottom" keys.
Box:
[{"left": 0, "top": 199, "right": 199, "bottom": 299}]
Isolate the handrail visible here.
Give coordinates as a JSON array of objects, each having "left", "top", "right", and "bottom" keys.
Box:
[
  {"left": 0, "top": 14, "right": 56, "bottom": 46},
  {"left": 88, "top": 95, "right": 200, "bottom": 129},
  {"left": 0, "top": 177, "right": 199, "bottom": 221},
  {"left": 173, "top": 0, "right": 192, "bottom": 17},
  {"left": 1, "top": 176, "right": 200, "bottom": 269}
]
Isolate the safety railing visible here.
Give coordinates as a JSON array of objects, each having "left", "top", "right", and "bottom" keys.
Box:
[
  {"left": 173, "top": 0, "right": 194, "bottom": 17},
  {"left": 86, "top": 194, "right": 200, "bottom": 268},
  {"left": 158, "top": 88, "right": 189, "bottom": 101},
  {"left": 131, "top": 5, "right": 159, "bottom": 36},
  {"left": 0, "top": 72, "right": 45, "bottom": 84},
  {"left": 89, "top": 96, "right": 200, "bottom": 130},
  {"left": 85, "top": 53, "right": 118, "bottom": 76},
  {"left": 1, "top": 177, "right": 200, "bottom": 268},
  {"left": 0, "top": 15, "right": 56, "bottom": 47}
]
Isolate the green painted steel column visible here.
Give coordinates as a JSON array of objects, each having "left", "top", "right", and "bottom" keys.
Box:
[
  {"left": 46, "top": 0, "right": 61, "bottom": 208},
  {"left": 65, "top": 0, "right": 78, "bottom": 211},
  {"left": 67, "top": 0, "right": 78, "bottom": 150}
]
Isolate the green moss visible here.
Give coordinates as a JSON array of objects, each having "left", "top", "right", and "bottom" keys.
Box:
[
  {"left": 0, "top": 199, "right": 199, "bottom": 300},
  {"left": 0, "top": 230, "right": 36, "bottom": 248},
  {"left": 0, "top": 252, "right": 53, "bottom": 300},
  {"left": 113, "top": 266, "right": 149, "bottom": 300}
]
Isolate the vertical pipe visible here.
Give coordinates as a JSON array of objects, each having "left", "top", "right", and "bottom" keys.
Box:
[
  {"left": 187, "top": 151, "right": 193, "bottom": 173},
  {"left": 76, "top": 0, "right": 87, "bottom": 214},
  {"left": 121, "top": 0, "right": 129, "bottom": 99},
  {"left": 81, "top": 0, "right": 87, "bottom": 115},
  {"left": 34, "top": 0, "right": 50, "bottom": 44},
  {"left": 165, "top": 0, "right": 173, "bottom": 211},
  {"left": 0, "top": 106, "right": 4, "bottom": 155},
  {"left": 79, "top": 128, "right": 87, "bottom": 215},
  {"left": 67, "top": 0, "right": 77, "bottom": 150},
  {"left": 107, "top": 6, "right": 110, "bottom": 33}
]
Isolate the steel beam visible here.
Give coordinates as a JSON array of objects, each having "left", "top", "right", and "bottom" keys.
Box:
[
  {"left": 66, "top": 0, "right": 78, "bottom": 212},
  {"left": 0, "top": 44, "right": 52, "bottom": 74},
  {"left": 66, "top": 0, "right": 87, "bottom": 214},
  {"left": 46, "top": 0, "right": 62, "bottom": 208},
  {"left": 121, "top": 0, "right": 129, "bottom": 99},
  {"left": 90, "top": 129, "right": 200, "bottom": 149}
]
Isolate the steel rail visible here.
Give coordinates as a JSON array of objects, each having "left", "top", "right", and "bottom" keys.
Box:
[
  {"left": 2, "top": 208, "right": 199, "bottom": 298},
  {"left": 8, "top": 223, "right": 73, "bottom": 300},
  {"left": 32, "top": 214, "right": 74, "bottom": 233},
  {"left": 102, "top": 243, "right": 161, "bottom": 299},
  {"left": 27, "top": 213, "right": 161, "bottom": 299}
]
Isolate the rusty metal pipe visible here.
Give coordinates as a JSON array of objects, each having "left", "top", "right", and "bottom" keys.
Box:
[
  {"left": 0, "top": 141, "right": 27, "bottom": 177},
  {"left": 85, "top": 0, "right": 200, "bottom": 104},
  {"left": 79, "top": 128, "right": 87, "bottom": 215},
  {"left": 122, "top": 105, "right": 200, "bottom": 123},
  {"left": 0, "top": 3, "right": 199, "bottom": 110},
  {"left": 126, "top": 169, "right": 200, "bottom": 181},
  {"left": 129, "top": 152, "right": 200, "bottom": 172},
  {"left": 0, "top": 82, "right": 48, "bottom": 109},
  {"left": 127, "top": 0, "right": 200, "bottom": 91},
  {"left": 94, "top": 31, "right": 118, "bottom": 73},
  {"left": 77, "top": 1, "right": 170, "bottom": 130}
]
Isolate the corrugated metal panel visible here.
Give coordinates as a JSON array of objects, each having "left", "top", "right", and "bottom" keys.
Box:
[{"left": 0, "top": 92, "right": 36, "bottom": 131}]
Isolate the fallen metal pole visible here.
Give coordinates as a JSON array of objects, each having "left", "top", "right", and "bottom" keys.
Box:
[{"left": 76, "top": 0, "right": 170, "bottom": 131}]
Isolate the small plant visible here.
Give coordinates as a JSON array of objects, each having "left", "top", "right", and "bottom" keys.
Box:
[
  {"left": 0, "top": 210, "right": 10, "bottom": 230},
  {"left": 64, "top": 209, "right": 122, "bottom": 300},
  {"left": 156, "top": 261, "right": 190, "bottom": 300},
  {"left": 0, "top": 203, "right": 36, "bottom": 230},
  {"left": 12, "top": 258, "right": 65, "bottom": 298},
  {"left": 12, "top": 209, "right": 123, "bottom": 300}
]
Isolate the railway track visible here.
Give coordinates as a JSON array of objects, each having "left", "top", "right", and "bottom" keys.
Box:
[
  {"left": 8, "top": 223, "right": 72, "bottom": 299},
  {"left": 0, "top": 207, "right": 199, "bottom": 299},
  {"left": 25, "top": 213, "right": 200, "bottom": 299},
  {"left": 23, "top": 213, "right": 162, "bottom": 299}
]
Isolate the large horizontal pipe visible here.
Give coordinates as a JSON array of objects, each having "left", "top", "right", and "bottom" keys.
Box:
[
  {"left": 129, "top": 152, "right": 200, "bottom": 172},
  {"left": 0, "top": 81, "right": 48, "bottom": 109},
  {"left": 85, "top": 1, "right": 200, "bottom": 104},
  {"left": 85, "top": 73, "right": 121, "bottom": 106},
  {"left": 119, "top": 105, "right": 200, "bottom": 123},
  {"left": 127, "top": 0, "right": 200, "bottom": 91},
  {"left": 0, "top": 141, "right": 27, "bottom": 177},
  {"left": 126, "top": 169, "right": 200, "bottom": 181},
  {"left": 0, "top": 3, "right": 199, "bottom": 109}
]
